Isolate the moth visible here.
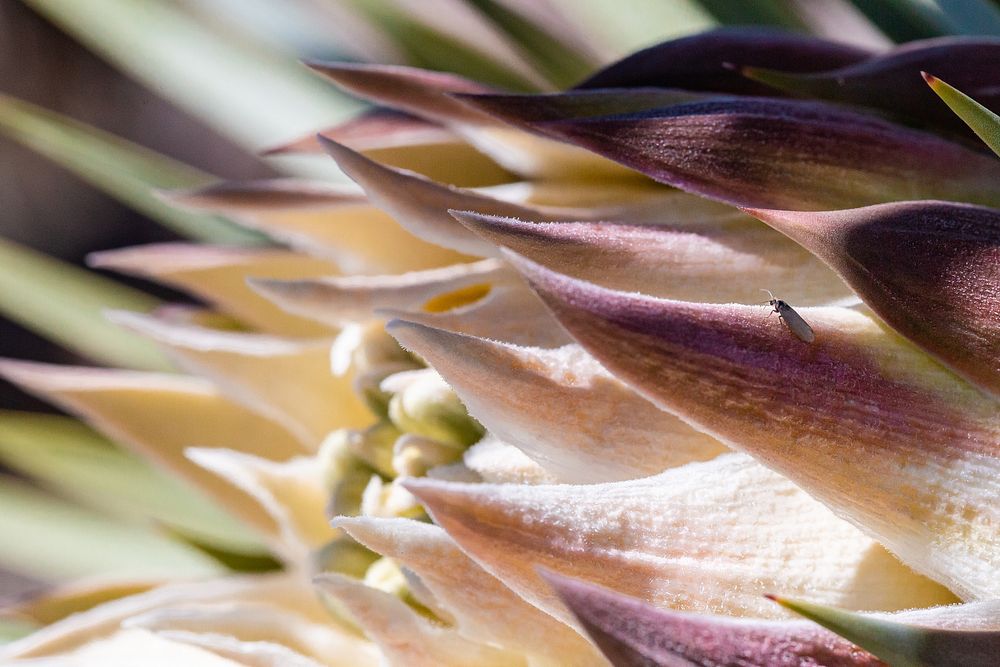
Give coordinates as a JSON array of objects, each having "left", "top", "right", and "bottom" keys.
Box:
[{"left": 762, "top": 290, "right": 815, "bottom": 343}]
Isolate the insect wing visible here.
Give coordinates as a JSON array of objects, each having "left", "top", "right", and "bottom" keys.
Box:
[{"left": 778, "top": 304, "right": 815, "bottom": 343}]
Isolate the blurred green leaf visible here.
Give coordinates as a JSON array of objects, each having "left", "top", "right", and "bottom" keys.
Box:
[
  {"left": 925, "top": 72, "right": 1000, "bottom": 156},
  {"left": 0, "top": 411, "right": 266, "bottom": 556},
  {"left": 0, "top": 94, "right": 266, "bottom": 245},
  {"left": 19, "top": 0, "right": 361, "bottom": 149},
  {"left": 0, "top": 238, "right": 172, "bottom": 370},
  {"left": 464, "top": 0, "right": 598, "bottom": 87},
  {"left": 0, "top": 476, "right": 222, "bottom": 581},
  {"left": 343, "top": 0, "right": 543, "bottom": 90},
  {"left": 561, "top": 0, "right": 717, "bottom": 55},
  {"left": 850, "top": 0, "right": 1000, "bottom": 39},
  {"left": 0, "top": 618, "right": 38, "bottom": 644}
]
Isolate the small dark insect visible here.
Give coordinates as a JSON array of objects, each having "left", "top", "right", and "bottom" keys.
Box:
[{"left": 762, "top": 290, "right": 815, "bottom": 343}]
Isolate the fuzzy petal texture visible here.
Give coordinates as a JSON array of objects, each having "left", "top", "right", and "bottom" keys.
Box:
[
  {"left": 514, "top": 256, "right": 1000, "bottom": 600},
  {"left": 250, "top": 259, "right": 513, "bottom": 327},
  {"left": 263, "top": 108, "right": 455, "bottom": 155},
  {"left": 0, "top": 361, "right": 306, "bottom": 539},
  {"left": 168, "top": 181, "right": 468, "bottom": 274},
  {"left": 404, "top": 453, "right": 956, "bottom": 624},
  {"left": 741, "top": 37, "right": 1000, "bottom": 136},
  {"left": 337, "top": 517, "right": 605, "bottom": 666},
  {"left": 313, "top": 574, "right": 523, "bottom": 667},
  {"left": 388, "top": 320, "right": 724, "bottom": 482},
  {"left": 453, "top": 210, "right": 852, "bottom": 305},
  {"left": 576, "top": 28, "right": 872, "bottom": 93},
  {"left": 748, "top": 201, "right": 1000, "bottom": 396},
  {"left": 108, "top": 311, "right": 370, "bottom": 447},
  {"left": 531, "top": 99, "right": 1000, "bottom": 210},
  {"left": 89, "top": 244, "right": 337, "bottom": 336}
]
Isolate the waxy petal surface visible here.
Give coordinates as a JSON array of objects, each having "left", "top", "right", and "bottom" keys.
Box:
[
  {"left": 388, "top": 320, "right": 724, "bottom": 482},
  {"left": 577, "top": 28, "right": 872, "bottom": 93},
  {"left": 453, "top": 210, "right": 852, "bottom": 305},
  {"left": 748, "top": 201, "right": 1000, "bottom": 396},
  {"left": 337, "top": 517, "right": 605, "bottom": 666},
  {"left": 0, "top": 361, "right": 306, "bottom": 540},
  {"left": 89, "top": 244, "right": 338, "bottom": 336},
  {"left": 515, "top": 258, "right": 1000, "bottom": 599},
  {"left": 405, "top": 454, "right": 955, "bottom": 623},
  {"left": 742, "top": 37, "right": 1000, "bottom": 135},
  {"left": 533, "top": 99, "right": 1000, "bottom": 210},
  {"left": 109, "top": 312, "right": 371, "bottom": 447},
  {"left": 314, "top": 574, "right": 523, "bottom": 667}
]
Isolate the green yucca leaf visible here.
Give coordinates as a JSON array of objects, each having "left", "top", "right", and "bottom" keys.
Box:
[
  {"left": 0, "top": 476, "right": 222, "bottom": 581},
  {"left": 924, "top": 72, "right": 1000, "bottom": 157},
  {"left": 341, "top": 0, "right": 544, "bottom": 91},
  {"left": 0, "top": 94, "right": 266, "bottom": 246},
  {"left": 563, "top": 0, "right": 716, "bottom": 55},
  {"left": 19, "top": 0, "right": 360, "bottom": 149},
  {"left": 0, "top": 411, "right": 266, "bottom": 555},
  {"left": 0, "top": 618, "right": 37, "bottom": 645},
  {"left": 0, "top": 238, "right": 172, "bottom": 371},
  {"left": 464, "top": 0, "right": 599, "bottom": 88},
  {"left": 850, "top": 0, "right": 1000, "bottom": 39}
]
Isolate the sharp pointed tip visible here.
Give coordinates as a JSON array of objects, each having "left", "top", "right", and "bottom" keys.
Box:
[{"left": 921, "top": 71, "right": 937, "bottom": 85}]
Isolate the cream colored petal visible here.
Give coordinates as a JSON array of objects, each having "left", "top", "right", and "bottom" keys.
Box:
[
  {"left": 453, "top": 211, "right": 852, "bottom": 306},
  {"left": 149, "top": 631, "right": 327, "bottom": 667},
  {"left": 0, "top": 360, "right": 306, "bottom": 539},
  {"left": 383, "top": 283, "right": 570, "bottom": 348},
  {"left": 313, "top": 574, "right": 524, "bottom": 667},
  {"left": 337, "top": 517, "right": 605, "bottom": 666},
  {"left": 461, "top": 437, "right": 557, "bottom": 485},
  {"left": 88, "top": 244, "right": 337, "bottom": 336},
  {"left": 1, "top": 574, "right": 326, "bottom": 660},
  {"left": 387, "top": 320, "right": 725, "bottom": 482},
  {"left": 6, "top": 628, "right": 246, "bottom": 666},
  {"left": 518, "top": 257, "right": 1000, "bottom": 600},
  {"left": 169, "top": 181, "right": 470, "bottom": 274},
  {"left": 187, "top": 449, "right": 332, "bottom": 566},
  {"left": 108, "top": 311, "right": 371, "bottom": 447},
  {"left": 250, "top": 259, "right": 512, "bottom": 328},
  {"left": 405, "top": 454, "right": 956, "bottom": 624},
  {"left": 126, "top": 602, "right": 378, "bottom": 667},
  {"left": 320, "top": 139, "right": 549, "bottom": 255}
]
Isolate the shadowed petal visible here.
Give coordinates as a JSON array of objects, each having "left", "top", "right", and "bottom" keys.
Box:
[
  {"left": 747, "top": 201, "right": 1000, "bottom": 396},
  {"left": 512, "top": 255, "right": 1000, "bottom": 600},
  {"left": 577, "top": 28, "right": 872, "bottom": 92},
  {"left": 387, "top": 319, "right": 724, "bottom": 482},
  {"left": 263, "top": 108, "right": 456, "bottom": 155},
  {"left": 250, "top": 259, "right": 512, "bottom": 327},
  {"left": 533, "top": 99, "right": 1000, "bottom": 210},
  {"left": 88, "top": 244, "right": 338, "bottom": 336},
  {"left": 740, "top": 37, "right": 1000, "bottom": 136},
  {"left": 337, "top": 517, "right": 606, "bottom": 666},
  {"left": 167, "top": 181, "right": 469, "bottom": 274},
  {"left": 404, "top": 454, "right": 955, "bottom": 623},
  {"left": 313, "top": 574, "right": 524, "bottom": 666},
  {"left": 0, "top": 360, "right": 307, "bottom": 540},
  {"left": 309, "top": 62, "right": 635, "bottom": 179},
  {"left": 452, "top": 210, "right": 852, "bottom": 305},
  {"left": 108, "top": 311, "right": 371, "bottom": 446}
]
